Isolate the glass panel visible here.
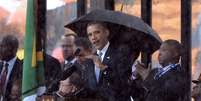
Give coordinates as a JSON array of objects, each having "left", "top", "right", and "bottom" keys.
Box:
[
  {"left": 86, "top": 0, "right": 90, "bottom": 13},
  {"left": 0, "top": 0, "right": 26, "bottom": 60},
  {"left": 192, "top": 0, "right": 201, "bottom": 80},
  {"left": 152, "top": 0, "right": 181, "bottom": 67},
  {"left": 46, "top": 0, "right": 77, "bottom": 62},
  {"left": 115, "top": 0, "right": 141, "bottom": 17}
]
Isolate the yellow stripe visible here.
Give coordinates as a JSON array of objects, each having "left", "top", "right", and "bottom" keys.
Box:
[{"left": 32, "top": 37, "right": 36, "bottom": 67}]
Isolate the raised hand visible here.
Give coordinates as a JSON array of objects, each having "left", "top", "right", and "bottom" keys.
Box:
[
  {"left": 84, "top": 54, "right": 107, "bottom": 70},
  {"left": 135, "top": 61, "right": 151, "bottom": 80}
]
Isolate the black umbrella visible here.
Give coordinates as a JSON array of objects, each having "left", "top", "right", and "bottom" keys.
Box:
[{"left": 65, "top": 9, "right": 162, "bottom": 54}]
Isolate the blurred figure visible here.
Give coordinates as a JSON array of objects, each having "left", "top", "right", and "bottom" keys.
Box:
[
  {"left": 9, "top": 79, "right": 21, "bottom": 101},
  {"left": 192, "top": 50, "right": 201, "bottom": 82},
  {"left": 135, "top": 39, "right": 188, "bottom": 101},
  {"left": 60, "top": 37, "right": 107, "bottom": 100},
  {"left": 192, "top": 82, "right": 201, "bottom": 101},
  {"left": 59, "top": 37, "right": 93, "bottom": 82},
  {"left": 191, "top": 48, "right": 201, "bottom": 101},
  {"left": 0, "top": 35, "right": 22, "bottom": 101},
  {"left": 74, "top": 37, "right": 93, "bottom": 64},
  {"left": 60, "top": 37, "right": 92, "bottom": 80},
  {"left": 44, "top": 54, "right": 62, "bottom": 93},
  {"left": 54, "top": 72, "right": 84, "bottom": 101},
  {"left": 52, "top": 47, "right": 64, "bottom": 63},
  {"left": 61, "top": 31, "right": 77, "bottom": 70}
]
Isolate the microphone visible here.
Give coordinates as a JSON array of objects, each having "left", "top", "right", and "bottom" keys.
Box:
[{"left": 74, "top": 48, "right": 81, "bottom": 57}]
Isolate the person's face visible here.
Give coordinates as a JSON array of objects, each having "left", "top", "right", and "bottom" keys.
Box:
[
  {"left": 61, "top": 36, "right": 76, "bottom": 59},
  {"left": 158, "top": 43, "right": 175, "bottom": 67},
  {"left": 87, "top": 24, "right": 109, "bottom": 50},
  {"left": 0, "top": 41, "right": 16, "bottom": 61}
]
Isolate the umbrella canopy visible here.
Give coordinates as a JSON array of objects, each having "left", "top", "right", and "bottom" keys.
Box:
[{"left": 65, "top": 9, "right": 162, "bottom": 54}]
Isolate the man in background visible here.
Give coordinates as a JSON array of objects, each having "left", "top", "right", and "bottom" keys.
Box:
[
  {"left": 0, "top": 35, "right": 22, "bottom": 101},
  {"left": 60, "top": 30, "right": 77, "bottom": 71}
]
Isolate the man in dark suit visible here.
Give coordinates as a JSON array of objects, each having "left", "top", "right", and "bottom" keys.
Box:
[
  {"left": 135, "top": 39, "right": 188, "bottom": 101},
  {"left": 0, "top": 35, "right": 22, "bottom": 101},
  {"left": 62, "top": 37, "right": 114, "bottom": 100},
  {"left": 86, "top": 22, "right": 132, "bottom": 101},
  {"left": 60, "top": 30, "right": 77, "bottom": 71}
]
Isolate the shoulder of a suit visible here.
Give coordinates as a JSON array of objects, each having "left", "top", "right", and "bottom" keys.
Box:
[{"left": 16, "top": 58, "right": 23, "bottom": 64}]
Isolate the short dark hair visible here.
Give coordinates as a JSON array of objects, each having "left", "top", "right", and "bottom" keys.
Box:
[
  {"left": 87, "top": 21, "right": 108, "bottom": 30},
  {"left": 163, "top": 39, "right": 183, "bottom": 56},
  {"left": 74, "top": 37, "right": 92, "bottom": 51},
  {"left": 68, "top": 72, "right": 84, "bottom": 89},
  {"left": 1, "top": 35, "right": 19, "bottom": 50}
]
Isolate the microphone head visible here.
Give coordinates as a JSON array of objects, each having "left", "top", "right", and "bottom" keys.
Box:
[{"left": 74, "top": 48, "right": 81, "bottom": 56}]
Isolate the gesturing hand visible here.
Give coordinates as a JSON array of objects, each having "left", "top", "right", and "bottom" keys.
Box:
[
  {"left": 84, "top": 55, "right": 107, "bottom": 70},
  {"left": 135, "top": 61, "right": 151, "bottom": 80}
]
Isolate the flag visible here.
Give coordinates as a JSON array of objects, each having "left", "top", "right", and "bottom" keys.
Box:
[{"left": 22, "top": 0, "right": 45, "bottom": 100}]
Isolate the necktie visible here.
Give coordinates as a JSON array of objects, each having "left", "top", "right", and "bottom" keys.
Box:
[
  {"left": 97, "top": 51, "right": 103, "bottom": 61},
  {"left": 95, "top": 51, "right": 103, "bottom": 82},
  {"left": 0, "top": 61, "right": 8, "bottom": 95}
]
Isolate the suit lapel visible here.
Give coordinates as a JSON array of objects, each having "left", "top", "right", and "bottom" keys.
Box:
[
  {"left": 102, "top": 45, "right": 112, "bottom": 65},
  {"left": 8, "top": 58, "right": 22, "bottom": 83},
  {"left": 0, "top": 62, "right": 3, "bottom": 73},
  {"left": 98, "top": 46, "right": 113, "bottom": 84},
  {"left": 5, "top": 58, "right": 22, "bottom": 99},
  {"left": 84, "top": 59, "right": 98, "bottom": 88}
]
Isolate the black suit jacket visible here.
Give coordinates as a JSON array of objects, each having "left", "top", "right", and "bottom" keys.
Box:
[
  {"left": 83, "top": 45, "right": 133, "bottom": 101},
  {"left": 45, "top": 54, "right": 62, "bottom": 93},
  {"left": 0, "top": 58, "right": 23, "bottom": 101},
  {"left": 59, "top": 45, "right": 133, "bottom": 101},
  {"left": 143, "top": 65, "right": 188, "bottom": 101}
]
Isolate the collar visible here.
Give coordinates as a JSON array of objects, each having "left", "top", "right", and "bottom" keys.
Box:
[
  {"left": 154, "top": 63, "right": 179, "bottom": 80},
  {"left": 64, "top": 60, "right": 68, "bottom": 64},
  {"left": 7, "top": 57, "right": 17, "bottom": 66},
  {"left": 161, "top": 63, "right": 179, "bottom": 71},
  {"left": 65, "top": 58, "right": 77, "bottom": 64},
  {"left": 97, "top": 42, "right": 110, "bottom": 57}
]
